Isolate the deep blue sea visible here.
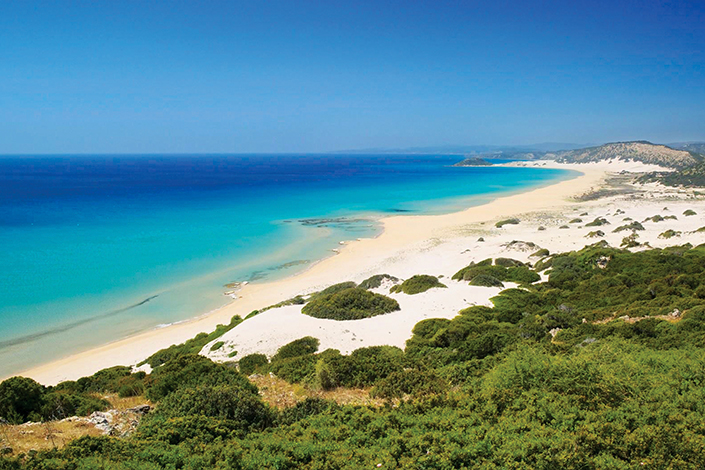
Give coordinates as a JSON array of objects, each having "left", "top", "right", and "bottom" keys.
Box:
[{"left": 0, "top": 154, "right": 576, "bottom": 376}]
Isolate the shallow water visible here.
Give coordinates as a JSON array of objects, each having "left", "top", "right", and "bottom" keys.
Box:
[{"left": 0, "top": 154, "right": 576, "bottom": 376}]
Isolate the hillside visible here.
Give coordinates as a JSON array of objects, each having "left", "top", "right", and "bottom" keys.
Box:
[
  {"left": 638, "top": 161, "right": 705, "bottom": 188},
  {"left": 546, "top": 141, "right": 700, "bottom": 169},
  {"left": 4, "top": 243, "right": 705, "bottom": 467},
  {"left": 669, "top": 142, "right": 705, "bottom": 155}
]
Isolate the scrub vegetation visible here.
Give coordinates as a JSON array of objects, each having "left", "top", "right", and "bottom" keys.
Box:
[{"left": 4, "top": 244, "right": 705, "bottom": 467}]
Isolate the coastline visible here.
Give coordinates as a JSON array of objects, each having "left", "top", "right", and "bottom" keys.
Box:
[{"left": 14, "top": 161, "right": 651, "bottom": 385}]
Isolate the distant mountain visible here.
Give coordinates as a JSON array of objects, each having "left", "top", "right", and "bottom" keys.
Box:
[
  {"left": 332, "top": 143, "right": 587, "bottom": 155},
  {"left": 668, "top": 142, "right": 705, "bottom": 155},
  {"left": 545, "top": 141, "right": 701, "bottom": 169}
]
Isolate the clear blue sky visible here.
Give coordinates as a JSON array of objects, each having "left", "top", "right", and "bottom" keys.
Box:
[{"left": 1, "top": 0, "right": 703, "bottom": 154}]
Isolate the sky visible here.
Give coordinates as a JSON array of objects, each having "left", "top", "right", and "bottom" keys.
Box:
[{"left": 0, "top": 0, "right": 704, "bottom": 154}]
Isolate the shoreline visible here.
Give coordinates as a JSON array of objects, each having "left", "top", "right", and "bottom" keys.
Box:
[{"left": 13, "top": 161, "right": 634, "bottom": 385}]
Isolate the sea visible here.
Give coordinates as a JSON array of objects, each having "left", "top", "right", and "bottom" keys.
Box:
[{"left": 0, "top": 154, "right": 577, "bottom": 377}]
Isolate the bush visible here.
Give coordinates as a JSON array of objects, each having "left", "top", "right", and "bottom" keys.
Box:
[
  {"left": 469, "top": 274, "right": 504, "bottom": 287},
  {"left": 494, "top": 258, "right": 524, "bottom": 267},
  {"left": 312, "top": 282, "right": 358, "bottom": 298},
  {"left": 659, "top": 229, "right": 681, "bottom": 239},
  {"left": 146, "top": 354, "right": 257, "bottom": 402},
  {"left": 151, "top": 385, "right": 273, "bottom": 424},
  {"left": 278, "top": 398, "right": 337, "bottom": 425},
  {"left": 139, "top": 315, "right": 243, "bottom": 368},
  {"left": 684, "top": 209, "right": 697, "bottom": 216},
  {"left": 495, "top": 218, "right": 520, "bottom": 228},
  {"left": 454, "top": 262, "right": 539, "bottom": 286},
  {"left": 269, "top": 354, "right": 318, "bottom": 383},
  {"left": 302, "top": 288, "right": 400, "bottom": 320},
  {"left": 389, "top": 275, "right": 446, "bottom": 295},
  {"left": 410, "top": 318, "right": 451, "bottom": 340},
  {"left": 530, "top": 248, "right": 550, "bottom": 257},
  {"left": 613, "top": 221, "right": 645, "bottom": 232},
  {"left": 210, "top": 341, "right": 225, "bottom": 351},
  {"left": 358, "top": 274, "right": 399, "bottom": 290},
  {"left": 585, "top": 217, "right": 610, "bottom": 227},
  {"left": 272, "top": 337, "right": 320, "bottom": 362},
  {"left": 371, "top": 369, "right": 448, "bottom": 399},
  {"left": 585, "top": 230, "right": 604, "bottom": 238},
  {"left": 569, "top": 218, "right": 582, "bottom": 223},
  {"left": 0, "top": 377, "right": 45, "bottom": 424},
  {"left": 238, "top": 353, "right": 269, "bottom": 375}
]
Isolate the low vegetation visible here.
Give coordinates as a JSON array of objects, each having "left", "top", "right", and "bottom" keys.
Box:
[
  {"left": 139, "top": 315, "right": 243, "bottom": 368},
  {"left": 6, "top": 244, "right": 705, "bottom": 467},
  {"left": 585, "top": 217, "right": 610, "bottom": 227},
  {"left": 495, "top": 217, "right": 519, "bottom": 228},
  {"left": 452, "top": 259, "right": 540, "bottom": 285},
  {"left": 358, "top": 274, "right": 399, "bottom": 290},
  {"left": 585, "top": 230, "right": 604, "bottom": 238},
  {"left": 659, "top": 229, "right": 681, "bottom": 239},
  {"left": 389, "top": 275, "right": 446, "bottom": 294},
  {"left": 302, "top": 287, "right": 400, "bottom": 320},
  {"left": 613, "top": 221, "right": 646, "bottom": 232},
  {"left": 684, "top": 209, "right": 697, "bottom": 216}
]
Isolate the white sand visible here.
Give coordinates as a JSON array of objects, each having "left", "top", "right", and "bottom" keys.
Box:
[{"left": 15, "top": 160, "right": 705, "bottom": 385}]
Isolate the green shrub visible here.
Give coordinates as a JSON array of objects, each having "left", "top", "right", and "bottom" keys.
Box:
[
  {"left": 312, "top": 282, "right": 358, "bottom": 298},
  {"left": 389, "top": 275, "right": 446, "bottom": 294},
  {"left": 238, "top": 353, "right": 269, "bottom": 375},
  {"left": 410, "top": 318, "right": 451, "bottom": 340},
  {"left": 210, "top": 341, "right": 225, "bottom": 351},
  {"left": 530, "top": 248, "right": 550, "bottom": 257},
  {"left": 684, "top": 209, "right": 697, "bottom": 216},
  {"left": 454, "top": 262, "right": 539, "bottom": 286},
  {"left": 272, "top": 337, "right": 320, "bottom": 362},
  {"left": 659, "top": 229, "right": 681, "bottom": 239},
  {"left": 317, "top": 346, "right": 405, "bottom": 388},
  {"left": 495, "top": 218, "right": 520, "bottom": 228},
  {"left": 494, "top": 258, "right": 524, "bottom": 267},
  {"left": 469, "top": 274, "right": 504, "bottom": 287},
  {"left": 139, "top": 315, "right": 243, "bottom": 368},
  {"left": 358, "top": 274, "right": 399, "bottom": 290},
  {"left": 0, "top": 377, "right": 45, "bottom": 424},
  {"left": 613, "top": 221, "right": 645, "bottom": 232},
  {"left": 644, "top": 215, "right": 665, "bottom": 223},
  {"left": 370, "top": 369, "right": 448, "bottom": 399},
  {"left": 278, "top": 398, "right": 337, "bottom": 426},
  {"left": 146, "top": 354, "right": 256, "bottom": 402},
  {"left": 269, "top": 354, "right": 318, "bottom": 383},
  {"left": 302, "top": 288, "right": 400, "bottom": 320},
  {"left": 569, "top": 218, "right": 582, "bottom": 223},
  {"left": 585, "top": 230, "right": 604, "bottom": 238},
  {"left": 585, "top": 217, "right": 610, "bottom": 227}
]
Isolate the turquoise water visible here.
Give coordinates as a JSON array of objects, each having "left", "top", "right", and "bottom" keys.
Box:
[{"left": 0, "top": 155, "right": 577, "bottom": 376}]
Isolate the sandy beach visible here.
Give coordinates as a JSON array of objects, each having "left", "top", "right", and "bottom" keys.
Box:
[{"left": 16, "top": 159, "right": 704, "bottom": 385}]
